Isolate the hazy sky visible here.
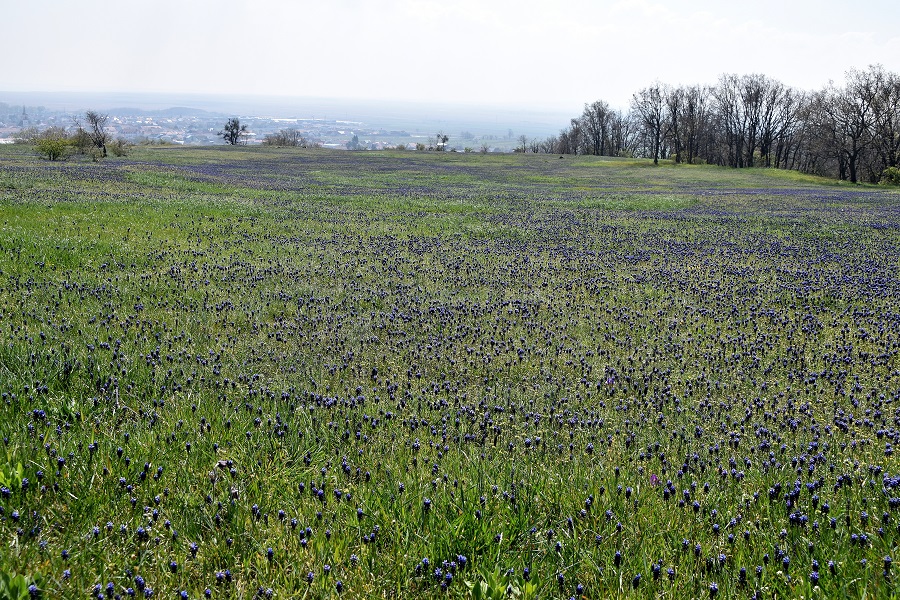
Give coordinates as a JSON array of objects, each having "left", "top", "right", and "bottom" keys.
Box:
[{"left": 3, "top": 0, "right": 899, "bottom": 113}]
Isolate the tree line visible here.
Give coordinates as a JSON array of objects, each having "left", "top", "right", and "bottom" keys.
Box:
[{"left": 538, "top": 64, "right": 900, "bottom": 184}]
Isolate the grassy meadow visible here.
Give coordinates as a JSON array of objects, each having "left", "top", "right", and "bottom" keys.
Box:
[{"left": 1, "top": 145, "right": 899, "bottom": 598}]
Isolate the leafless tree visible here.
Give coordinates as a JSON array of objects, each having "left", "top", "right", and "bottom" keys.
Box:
[
  {"left": 609, "top": 110, "right": 636, "bottom": 157},
  {"left": 556, "top": 66, "right": 900, "bottom": 180},
  {"left": 581, "top": 100, "right": 612, "bottom": 156},
  {"left": 679, "top": 85, "right": 710, "bottom": 164},
  {"left": 770, "top": 88, "right": 807, "bottom": 170},
  {"left": 632, "top": 83, "right": 667, "bottom": 164},
  {"left": 263, "top": 128, "right": 312, "bottom": 147},
  {"left": 537, "top": 136, "right": 556, "bottom": 154},
  {"left": 76, "top": 111, "right": 110, "bottom": 157},
  {"left": 712, "top": 75, "right": 744, "bottom": 167},
  {"left": 517, "top": 134, "right": 528, "bottom": 153},
  {"left": 869, "top": 65, "right": 900, "bottom": 172},
  {"left": 569, "top": 119, "right": 585, "bottom": 155},
  {"left": 555, "top": 128, "right": 572, "bottom": 154},
  {"left": 739, "top": 74, "right": 766, "bottom": 167},
  {"left": 665, "top": 87, "right": 684, "bottom": 163},
  {"left": 811, "top": 70, "right": 876, "bottom": 182}
]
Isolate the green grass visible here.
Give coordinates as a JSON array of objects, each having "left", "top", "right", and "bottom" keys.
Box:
[{"left": 0, "top": 144, "right": 899, "bottom": 598}]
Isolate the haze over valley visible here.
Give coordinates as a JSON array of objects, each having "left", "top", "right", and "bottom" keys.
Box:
[{"left": 0, "top": 91, "right": 571, "bottom": 151}]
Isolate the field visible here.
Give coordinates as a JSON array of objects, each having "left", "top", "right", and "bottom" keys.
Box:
[{"left": 1, "top": 145, "right": 899, "bottom": 599}]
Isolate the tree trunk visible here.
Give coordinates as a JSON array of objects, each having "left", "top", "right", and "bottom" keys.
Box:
[{"left": 653, "top": 129, "right": 660, "bottom": 165}]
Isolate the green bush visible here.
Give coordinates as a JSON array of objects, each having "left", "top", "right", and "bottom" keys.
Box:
[
  {"left": 33, "top": 127, "right": 71, "bottom": 161},
  {"left": 109, "top": 137, "right": 131, "bottom": 157},
  {"left": 70, "top": 127, "right": 92, "bottom": 154},
  {"left": 880, "top": 166, "right": 900, "bottom": 185}
]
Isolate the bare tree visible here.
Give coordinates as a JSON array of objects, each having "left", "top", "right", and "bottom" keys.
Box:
[
  {"left": 664, "top": 87, "right": 684, "bottom": 163},
  {"left": 632, "top": 83, "right": 667, "bottom": 164},
  {"left": 680, "top": 85, "right": 710, "bottom": 164},
  {"left": 739, "top": 74, "right": 766, "bottom": 167},
  {"left": 539, "top": 135, "right": 558, "bottom": 154},
  {"left": 555, "top": 128, "right": 572, "bottom": 154},
  {"left": 811, "top": 70, "right": 876, "bottom": 182},
  {"left": 263, "top": 128, "right": 312, "bottom": 147},
  {"left": 609, "top": 110, "right": 636, "bottom": 157},
  {"left": 869, "top": 65, "right": 900, "bottom": 172},
  {"left": 581, "top": 100, "right": 612, "bottom": 156},
  {"left": 554, "top": 66, "right": 899, "bottom": 180},
  {"left": 517, "top": 134, "right": 528, "bottom": 153},
  {"left": 712, "top": 75, "right": 744, "bottom": 167},
  {"left": 566, "top": 119, "right": 583, "bottom": 154},
  {"left": 770, "top": 88, "right": 806, "bottom": 170},
  {"left": 435, "top": 132, "right": 449, "bottom": 151},
  {"left": 757, "top": 79, "right": 787, "bottom": 167},
  {"left": 77, "top": 111, "right": 110, "bottom": 157}
]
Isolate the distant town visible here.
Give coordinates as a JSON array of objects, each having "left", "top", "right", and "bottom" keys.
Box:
[{"left": 0, "top": 96, "right": 558, "bottom": 152}]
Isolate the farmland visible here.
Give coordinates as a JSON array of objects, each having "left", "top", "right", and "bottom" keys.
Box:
[{"left": 1, "top": 145, "right": 899, "bottom": 598}]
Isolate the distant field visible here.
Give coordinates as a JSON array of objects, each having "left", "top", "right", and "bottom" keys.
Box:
[{"left": 1, "top": 145, "right": 898, "bottom": 598}]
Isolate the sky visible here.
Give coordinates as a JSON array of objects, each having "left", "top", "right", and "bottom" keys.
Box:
[{"left": 3, "top": 0, "right": 900, "bottom": 114}]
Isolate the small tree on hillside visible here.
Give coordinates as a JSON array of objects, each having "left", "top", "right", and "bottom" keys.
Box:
[
  {"left": 70, "top": 125, "right": 92, "bottom": 155},
  {"left": 263, "top": 128, "right": 309, "bottom": 147},
  {"left": 109, "top": 137, "right": 131, "bottom": 157},
  {"left": 82, "top": 111, "right": 110, "bottom": 157},
  {"left": 518, "top": 134, "right": 528, "bottom": 153},
  {"left": 435, "top": 132, "right": 449, "bottom": 151},
  {"left": 220, "top": 118, "right": 248, "bottom": 145},
  {"left": 34, "top": 127, "right": 71, "bottom": 161}
]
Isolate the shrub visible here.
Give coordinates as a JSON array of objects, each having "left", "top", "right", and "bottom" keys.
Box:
[
  {"left": 70, "top": 127, "right": 92, "bottom": 155},
  {"left": 14, "top": 127, "right": 39, "bottom": 144},
  {"left": 263, "top": 129, "right": 311, "bottom": 147},
  {"left": 33, "top": 127, "right": 71, "bottom": 161},
  {"left": 109, "top": 138, "right": 131, "bottom": 157},
  {"left": 880, "top": 166, "right": 900, "bottom": 186}
]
